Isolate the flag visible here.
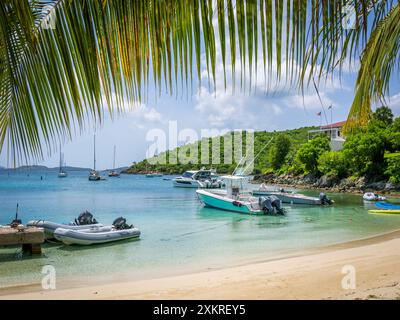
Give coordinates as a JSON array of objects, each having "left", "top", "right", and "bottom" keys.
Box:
[{"left": 316, "top": 111, "right": 321, "bottom": 116}]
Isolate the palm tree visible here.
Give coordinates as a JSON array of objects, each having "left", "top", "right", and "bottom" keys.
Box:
[{"left": 1, "top": 0, "right": 399, "bottom": 163}]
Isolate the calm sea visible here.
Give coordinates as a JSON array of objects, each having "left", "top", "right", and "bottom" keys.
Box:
[{"left": 1, "top": 170, "right": 400, "bottom": 288}]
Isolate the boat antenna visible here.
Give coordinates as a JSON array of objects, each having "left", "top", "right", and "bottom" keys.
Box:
[
  {"left": 233, "top": 136, "right": 274, "bottom": 176},
  {"left": 15, "top": 203, "right": 19, "bottom": 221}
]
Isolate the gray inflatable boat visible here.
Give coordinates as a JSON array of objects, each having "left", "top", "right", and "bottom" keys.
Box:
[
  {"left": 54, "top": 217, "right": 140, "bottom": 245},
  {"left": 54, "top": 225, "right": 140, "bottom": 245}
]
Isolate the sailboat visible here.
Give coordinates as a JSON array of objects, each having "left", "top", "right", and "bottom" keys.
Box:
[
  {"left": 58, "top": 145, "right": 68, "bottom": 178},
  {"left": 108, "top": 145, "right": 120, "bottom": 177},
  {"left": 88, "top": 134, "right": 102, "bottom": 181}
]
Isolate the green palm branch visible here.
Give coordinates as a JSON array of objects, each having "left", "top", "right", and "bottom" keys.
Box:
[{"left": 1, "top": 0, "right": 399, "bottom": 163}]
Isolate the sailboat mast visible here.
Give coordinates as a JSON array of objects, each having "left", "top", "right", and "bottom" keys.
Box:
[
  {"left": 93, "top": 134, "right": 96, "bottom": 171},
  {"left": 113, "top": 145, "right": 116, "bottom": 170},
  {"left": 59, "top": 144, "right": 62, "bottom": 172}
]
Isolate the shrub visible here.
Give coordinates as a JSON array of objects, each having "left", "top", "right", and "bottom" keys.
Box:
[
  {"left": 268, "top": 134, "right": 291, "bottom": 170},
  {"left": 385, "top": 157, "right": 400, "bottom": 184},
  {"left": 317, "top": 151, "right": 347, "bottom": 178},
  {"left": 295, "top": 135, "right": 330, "bottom": 173}
]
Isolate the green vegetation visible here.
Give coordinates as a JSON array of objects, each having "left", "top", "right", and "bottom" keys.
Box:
[
  {"left": 126, "top": 107, "right": 400, "bottom": 185},
  {"left": 125, "top": 127, "right": 315, "bottom": 175},
  {"left": 268, "top": 134, "right": 291, "bottom": 171},
  {"left": 295, "top": 136, "right": 330, "bottom": 173}
]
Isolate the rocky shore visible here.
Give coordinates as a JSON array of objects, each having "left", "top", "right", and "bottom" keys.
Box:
[{"left": 253, "top": 173, "right": 400, "bottom": 195}]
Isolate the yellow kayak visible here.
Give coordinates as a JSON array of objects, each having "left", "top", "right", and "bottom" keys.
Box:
[{"left": 368, "top": 209, "right": 400, "bottom": 215}]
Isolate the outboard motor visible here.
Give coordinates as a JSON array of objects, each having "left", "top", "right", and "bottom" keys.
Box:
[
  {"left": 269, "top": 195, "right": 284, "bottom": 213},
  {"left": 319, "top": 193, "right": 333, "bottom": 205},
  {"left": 75, "top": 210, "right": 98, "bottom": 225},
  {"left": 112, "top": 217, "right": 133, "bottom": 230},
  {"left": 259, "top": 196, "right": 285, "bottom": 215},
  {"left": 259, "top": 196, "right": 273, "bottom": 214}
]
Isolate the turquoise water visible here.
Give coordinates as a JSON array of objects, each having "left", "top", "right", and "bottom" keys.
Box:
[{"left": 1, "top": 171, "right": 400, "bottom": 288}]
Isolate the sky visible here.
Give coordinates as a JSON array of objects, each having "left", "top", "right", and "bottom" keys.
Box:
[{"left": 1, "top": 6, "right": 399, "bottom": 170}]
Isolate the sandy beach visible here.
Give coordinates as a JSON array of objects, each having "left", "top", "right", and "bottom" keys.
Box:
[{"left": 1, "top": 229, "right": 400, "bottom": 300}]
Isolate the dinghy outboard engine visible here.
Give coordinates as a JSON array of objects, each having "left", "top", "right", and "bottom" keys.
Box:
[
  {"left": 112, "top": 217, "right": 133, "bottom": 230},
  {"left": 259, "top": 196, "right": 285, "bottom": 215},
  {"left": 75, "top": 211, "right": 98, "bottom": 225},
  {"left": 319, "top": 193, "right": 333, "bottom": 205}
]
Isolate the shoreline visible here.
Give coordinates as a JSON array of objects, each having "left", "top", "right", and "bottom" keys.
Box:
[
  {"left": 251, "top": 180, "right": 400, "bottom": 197},
  {"left": 1, "top": 228, "right": 400, "bottom": 300}
]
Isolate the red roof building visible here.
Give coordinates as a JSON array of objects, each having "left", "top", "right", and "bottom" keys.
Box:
[{"left": 308, "top": 121, "right": 346, "bottom": 151}]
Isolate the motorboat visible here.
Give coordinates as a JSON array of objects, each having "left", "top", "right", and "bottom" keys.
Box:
[
  {"left": 54, "top": 217, "right": 140, "bottom": 245},
  {"left": 173, "top": 169, "right": 224, "bottom": 188},
  {"left": 196, "top": 175, "right": 285, "bottom": 215},
  {"left": 252, "top": 184, "right": 333, "bottom": 205},
  {"left": 363, "top": 192, "right": 386, "bottom": 201},
  {"left": 27, "top": 211, "right": 102, "bottom": 239},
  {"left": 146, "top": 172, "right": 163, "bottom": 177}
]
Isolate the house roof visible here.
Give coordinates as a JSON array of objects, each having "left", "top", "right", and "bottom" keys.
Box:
[{"left": 320, "top": 121, "right": 346, "bottom": 129}]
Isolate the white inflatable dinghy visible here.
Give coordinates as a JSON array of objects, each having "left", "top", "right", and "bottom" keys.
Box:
[
  {"left": 54, "top": 225, "right": 140, "bottom": 245},
  {"left": 363, "top": 192, "right": 386, "bottom": 201}
]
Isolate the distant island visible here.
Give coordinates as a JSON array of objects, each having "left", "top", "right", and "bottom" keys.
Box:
[{"left": 0, "top": 165, "right": 129, "bottom": 172}]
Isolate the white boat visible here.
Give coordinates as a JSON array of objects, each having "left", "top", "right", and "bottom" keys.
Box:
[
  {"left": 89, "top": 134, "right": 104, "bottom": 181},
  {"left": 173, "top": 169, "right": 224, "bottom": 188},
  {"left": 363, "top": 192, "right": 386, "bottom": 201},
  {"left": 108, "top": 146, "right": 120, "bottom": 177},
  {"left": 146, "top": 172, "right": 163, "bottom": 177},
  {"left": 27, "top": 211, "right": 102, "bottom": 239},
  {"left": 54, "top": 217, "right": 140, "bottom": 245},
  {"left": 58, "top": 146, "right": 68, "bottom": 178},
  {"left": 196, "top": 176, "right": 284, "bottom": 215},
  {"left": 252, "top": 184, "right": 333, "bottom": 205},
  {"left": 89, "top": 170, "right": 102, "bottom": 181},
  {"left": 54, "top": 227, "right": 140, "bottom": 245}
]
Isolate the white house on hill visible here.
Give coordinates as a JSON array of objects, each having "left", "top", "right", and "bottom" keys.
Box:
[{"left": 308, "top": 121, "right": 346, "bottom": 151}]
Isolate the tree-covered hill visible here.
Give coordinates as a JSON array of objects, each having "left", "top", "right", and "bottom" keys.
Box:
[{"left": 123, "top": 126, "right": 317, "bottom": 175}]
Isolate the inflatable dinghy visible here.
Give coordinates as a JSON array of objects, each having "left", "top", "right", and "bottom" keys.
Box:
[
  {"left": 363, "top": 192, "right": 386, "bottom": 201},
  {"left": 54, "top": 217, "right": 140, "bottom": 245}
]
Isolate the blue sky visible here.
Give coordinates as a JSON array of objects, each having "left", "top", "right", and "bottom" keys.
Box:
[{"left": 1, "top": 7, "right": 400, "bottom": 169}]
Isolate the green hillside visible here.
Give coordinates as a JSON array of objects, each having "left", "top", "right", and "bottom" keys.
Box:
[{"left": 123, "top": 126, "right": 317, "bottom": 175}]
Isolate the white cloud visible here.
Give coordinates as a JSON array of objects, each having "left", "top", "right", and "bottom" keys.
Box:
[
  {"left": 127, "top": 105, "right": 164, "bottom": 129},
  {"left": 387, "top": 92, "right": 400, "bottom": 116}
]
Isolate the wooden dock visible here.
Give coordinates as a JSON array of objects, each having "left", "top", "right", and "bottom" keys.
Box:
[{"left": 0, "top": 227, "right": 44, "bottom": 254}]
